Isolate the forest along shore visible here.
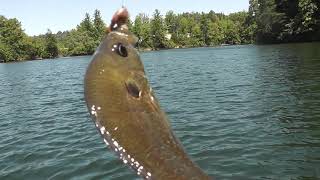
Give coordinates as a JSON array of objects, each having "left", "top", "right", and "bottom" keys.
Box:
[{"left": 1, "top": 0, "right": 319, "bottom": 63}]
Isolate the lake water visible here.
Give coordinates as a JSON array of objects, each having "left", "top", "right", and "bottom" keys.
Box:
[{"left": 0, "top": 43, "right": 320, "bottom": 180}]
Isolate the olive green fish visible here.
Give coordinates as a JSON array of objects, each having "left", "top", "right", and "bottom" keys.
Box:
[{"left": 84, "top": 7, "right": 211, "bottom": 180}]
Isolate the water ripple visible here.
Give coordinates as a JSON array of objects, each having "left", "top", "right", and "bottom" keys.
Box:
[{"left": 1, "top": 44, "right": 320, "bottom": 179}]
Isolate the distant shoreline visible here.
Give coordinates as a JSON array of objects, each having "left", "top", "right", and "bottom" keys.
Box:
[
  {"left": 3, "top": 41, "right": 320, "bottom": 63},
  {"left": 0, "top": 44, "right": 242, "bottom": 63}
]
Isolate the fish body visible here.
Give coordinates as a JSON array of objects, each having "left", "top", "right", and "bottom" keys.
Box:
[{"left": 84, "top": 8, "right": 210, "bottom": 180}]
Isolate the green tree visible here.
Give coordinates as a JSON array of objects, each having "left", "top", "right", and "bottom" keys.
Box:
[
  {"left": 207, "top": 22, "right": 223, "bottom": 45},
  {"left": 165, "top": 11, "right": 179, "bottom": 46},
  {"left": 165, "top": 11, "right": 176, "bottom": 34},
  {"left": 200, "top": 13, "right": 210, "bottom": 46},
  {"left": 298, "top": 0, "right": 320, "bottom": 36},
  {"left": 188, "top": 24, "right": 203, "bottom": 47},
  {"left": 44, "top": 29, "right": 59, "bottom": 58},
  {"left": 78, "top": 13, "right": 94, "bottom": 33},
  {"left": 132, "top": 14, "right": 153, "bottom": 49},
  {"left": 151, "top": 9, "right": 167, "bottom": 49},
  {"left": 0, "top": 42, "right": 14, "bottom": 62},
  {"left": 189, "top": 18, "right": 204, "bottom": 47},
  {"left": 74, "top": 13, "right": 96, "bottom": 54},
  {"left": 140, "top": 15, "right": 153, "bottom": 49},
  {"left": 24, "top": 36, "right": 45, "bottom": 59},
  {"left": 132, "top": 14, "right": 143, "bottom": 40},
  {"left": 175, "top": 16, "right": 189, "bottom": 46},
  {"left": 93, "top": 9, "right": 106, "bottom": 42},
  {"left": 249, "top": 0, "right": 320, "bottom": 43},
  {"left": 0, "top": 15, "right": 29, "bottom": 62},
  {"left": 257, "top": 0, "right": 287, "bottom": 43}
]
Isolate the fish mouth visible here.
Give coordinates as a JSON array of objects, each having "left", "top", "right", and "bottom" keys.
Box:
[{"left": 110, "top": 7, "right": 129, "bottom": 31}]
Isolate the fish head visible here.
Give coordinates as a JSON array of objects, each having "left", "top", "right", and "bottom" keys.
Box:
[{"left": 99, "top": 22, "right": 142, "bottom": 76}]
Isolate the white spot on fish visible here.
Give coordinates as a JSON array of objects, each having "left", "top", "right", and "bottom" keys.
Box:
[
  {"left": 103, "top": 139, "right": 109, "bottom": 145},
  {"left": 113, "top": 141, "right": 119, "bottom": 147},
  {"left": 91, "top": 110, "right": 97, "bottom": 116},
  {"left": 98, "top": 130, "right": 144, "bottom": 178},
  {"left": 113, "top": 23, "right": 118, "bottom": 29},
  {"left": 100, "top": 127, "right": 106, "bottom": 134},
  {"left": 112, "top": 48, "right": 115, "bottom": 51},
  {"left": 151, "top": 96, "right": 154, "bottom": 102},
  {"left": 114, "top": 31, "right": 129, "bottom": 37},
  {"left": 147, "top": 172, "right": 151, "bottom": 177},
  {"left": 91, "top": 105, "right": 98, "bottom": 116},
  {"left": 97, "top": 106, "right": 101, "bottom": 110}
]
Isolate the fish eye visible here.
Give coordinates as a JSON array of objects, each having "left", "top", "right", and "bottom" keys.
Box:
[{"left": 115, "top": 43, "right": 128, "bottom": 57}]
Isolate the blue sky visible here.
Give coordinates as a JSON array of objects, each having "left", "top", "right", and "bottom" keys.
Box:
[{"left": 0, "top": 0, "right": 249, "bottom": 36}]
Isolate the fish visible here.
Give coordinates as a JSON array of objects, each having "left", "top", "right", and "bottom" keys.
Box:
[{"left": 84, "top": 7, "right": 211, "bottom": 180}]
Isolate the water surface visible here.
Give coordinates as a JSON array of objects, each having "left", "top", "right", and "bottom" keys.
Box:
[{"left": 0, "top": 43, "right": 320, "bottom": 179}]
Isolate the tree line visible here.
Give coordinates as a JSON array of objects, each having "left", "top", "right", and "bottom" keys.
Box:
[
  {"left": 1, "top": 1, "right": 319, "bottom": 62},
  {"left": 249, "top": 0, "right": 320, "bottom": 43},
  {"left": 0, "top": 10, "right": 106, "bottom": 62},
  {"left": 130, "top": 10, "right": 255, "bottom": 50}
]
